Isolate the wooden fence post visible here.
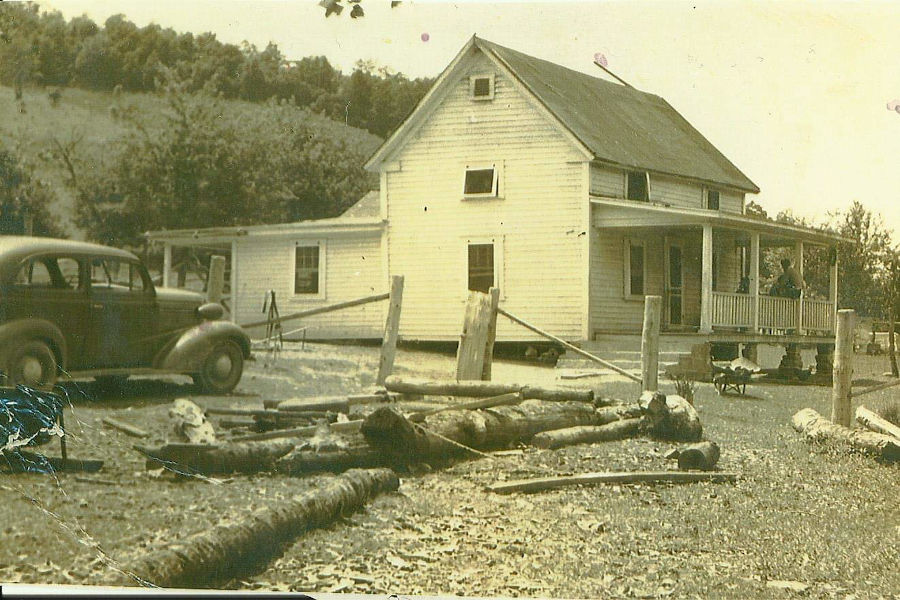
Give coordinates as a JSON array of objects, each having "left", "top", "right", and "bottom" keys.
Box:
[
  {"left": 481, "top": 287, "right": 501, "bottom": 381},
  {"left": 641, "top": 295, "right": 662, "bottom": 392},
  {"left": 377, "top": 275, "right": 404, "bottom": 387},
  {"left": 207, "top": 255, "right": 226, "bottom": 303},
  {"left": 456, "top": 291, "right": 495, "bottom": 380},
  {"left": 831, "top": 309, "right": 855, "bottom": 427}
]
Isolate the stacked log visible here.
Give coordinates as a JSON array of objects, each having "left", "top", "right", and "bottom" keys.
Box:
[{"left": 135, "top": 440, "right": 296, "bottom": 475}]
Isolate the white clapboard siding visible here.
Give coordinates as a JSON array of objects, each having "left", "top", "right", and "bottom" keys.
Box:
[
  {"left": 651, "top": 175, "right": 702, "bottom": 209},
  {"left": 234, "top": 234, "right": 385, "bottom": 339},
  {"left": 714, "top": 229, "right": 743, "bottom": 294},
  {"left": 590, "top": 164, "right": 623, "bottom": 197},
  {"left": 721, "top": 190, "right": 744, "bottom": 213},
  {"left": 386, "top": 50, "right": 587, "bottom": 341}
]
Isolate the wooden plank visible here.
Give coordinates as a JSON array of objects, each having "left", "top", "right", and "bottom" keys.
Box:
[
  {"left": 377, "top": 275, "right": 405, "bottom": 386},
  {"left": 456, "top": 291, "right": 495, "bottom": 380},
  {"left": 275, "top": 397, "right": 350, "bottom": 413},
  {"left": 852, "top": 378, "right": 900, "bottom": 399},
  {"left": 641, "top": 295, "right": 661, "bottom": 392},
  {"left": 497, "top": 308, "right": 642, "bottom": 383},
  {"left": 207, "top": 255, "right": 226, "bottom": 303},
  {"left": 101, "top": 417, "right": 150, "bottom": 439},
  {"left": 383, "top": 376, "right": 593, "bottom": 401},
  {"left": 239, "top": 292, "right": 390, "bottom": 330},
  {"left": 230, "top": 419, "right": 363, "bottom": 442},
  {"left": 831, "top": 309, "right": 855, "bottom": 427},
  {"left": 855, "top": 405, "right": 900, "bottom": 440},
  {"left": 481, "top": 287, "right": 501, "bottom": 381},
  {"left": 488, "top": 471, "right": 739, "bottom": 494}
]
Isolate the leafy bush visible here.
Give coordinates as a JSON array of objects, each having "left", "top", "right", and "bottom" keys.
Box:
[{"left": 668, "top": 373, "right": 697, "bottom": 405}]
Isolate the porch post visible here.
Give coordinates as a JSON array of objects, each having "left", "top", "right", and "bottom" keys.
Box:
[
  {"left": 795, "top": 241, "right": 805, "bottom": 334},
  {"left": 750, "top": 232, "right": 760, "bottom": 333},
  {"left": 700, "top": 224, "right": 713, "bottom": 334},
  {"left": 162, "top": 242, "right": 172, "bottom": 288},
  {"left": 830, "top": 246, "right": 839, "bottom": 331}
]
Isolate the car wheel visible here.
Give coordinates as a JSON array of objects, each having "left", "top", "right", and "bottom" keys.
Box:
[
  {"left": 7, "top": 341, "right": 58, "bottom": 389},
  {"left": 195, "top": 340, "right": 243, "bottom": 394}
]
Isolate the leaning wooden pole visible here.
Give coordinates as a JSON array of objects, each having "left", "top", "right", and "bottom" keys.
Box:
[
  {"left": 641, "top": 295, "right": 662, "bottom": 392},
  {"left": 106, "top": 468, "right": 399, "bottom": 588},
  {"left": 498, "top": 308, "right": 642, "bottom": 384},
  {"left": 377, "top": 275, "right": 404, "bottom": 386},
  {"left": 240, "top": 292, "right": 390, "bottom": 330},
  {"left": 481, "top": 287, "right": 501, "bottom": 381},
  {"left": 831, "top": 309, "right": 855, "bottom": 427}
]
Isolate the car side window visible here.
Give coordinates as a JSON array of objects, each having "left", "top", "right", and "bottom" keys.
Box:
[
  {"left": 14, "top": 257, "right": 81, "bottom": 290},
  {"left": 90, "top": 258, "right": 146, "bottom": 292}
]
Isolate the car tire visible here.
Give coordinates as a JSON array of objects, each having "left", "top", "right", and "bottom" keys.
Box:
[
  {"left": 194, "top": 340, "right": 244, "bottom": 394},
  {"left": 7, "top": 341, "right": 58, "bottom": 389}
]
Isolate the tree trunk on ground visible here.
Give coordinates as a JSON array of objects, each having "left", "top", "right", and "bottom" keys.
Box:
[
  {"left": 640, "top": 392, "right": 703, "bottom": 442},
  {"left": 531, "top": 418, "right": 642, "bottom": 449},
  {"left": 105, "top": 468, "right": 399, "bottom": 588},
  {"left": 677, "top": 441, "right": 720, "bottom": 471},
  {"left": 135, "top": 440, "right": 296, "bottom": 474},
  {"left": 855, "top": 406, "right": 900, "bottom": 441},
  {"left": 274, "top": 444, "right": 387, "bottom": 475},
  {"left": 383, "top": 376, "right": 593, "bottom": 403},
  {"left": 792, "top": 408, "right": 900, "bottom": 461},
  {"left": 361, "top": 400, "right": 601, "bottom": 464}
]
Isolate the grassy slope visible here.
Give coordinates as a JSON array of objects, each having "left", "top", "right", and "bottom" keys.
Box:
[{"left": 0, "top": 85, "right": 382, "bottom": 240}]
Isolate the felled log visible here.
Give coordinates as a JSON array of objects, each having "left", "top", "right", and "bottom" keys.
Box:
[
  {"left": 169, "top": 399, "right": 216, "bottom": 444},
  {"left": 855, "top": 405, "right": 900, "bottom": 441},
  {"left": 261, "top": 392, "right": 402, "bottom": 410},
  {"left": 677, "top": 441, "right": 720, "bottom": 471},
  {"left": 101, "top": 417, "right": 149, "bottom": 439},
  {"left": 383, "top": 376, "right": 593, "bottom": 402},
  {"left": 530, "top": 418, "right": 642, "bottom": 450},
  {"left": 135, "top": 440, "right": 295, "bottom": 474},
  {"left": 792, "top": 408, "right": 900, "bottom": 461},
  {"left": 488, "top": 470, "right": 739, "bottom": 494},
  {"left": 230, "top": 419, "right": 363, "bottom": 443},
  {"left": 361, "top": 400, "right": 600, "bottom": 464},
  {"left": 275, "top": 441, "right": 387, "bottom": 475},
  {"left": 107, "top": 468, "right": 399, "bottom": 588},
  {"left": 276, "top": 397, "right": 350, "bottom": 413},
  {"left": 640, "top": 391, "right": 702, "bottom": 442},
  {"left": 205, "top": 407, "right": 329, "bottom": 420}
]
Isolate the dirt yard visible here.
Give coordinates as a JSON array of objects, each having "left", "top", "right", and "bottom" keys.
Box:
[{"left": 1, "top": 342, "right": 898, "bottom": 598}]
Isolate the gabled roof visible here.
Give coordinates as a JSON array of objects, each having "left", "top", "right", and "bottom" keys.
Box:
[
  {"left": 367, "top": 36, "right": 759, "bottom": 194},
  {"left": 339, "top": 190, "right": 380, "bottom": 218}
]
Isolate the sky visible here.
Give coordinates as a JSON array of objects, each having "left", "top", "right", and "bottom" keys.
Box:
[{"left": 38, "top": 0, "right": 900, "bottom": 237}]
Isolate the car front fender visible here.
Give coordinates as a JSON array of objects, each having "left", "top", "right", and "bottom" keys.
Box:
[
  {"left": 155, "top": 321, "right": 251, "bottom": 372},
  {"left": 0, "top": 319, "right": 68, "bottom": 370}
]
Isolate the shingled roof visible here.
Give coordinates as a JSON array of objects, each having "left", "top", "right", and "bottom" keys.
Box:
[{"left": 477, "top": 38, "right": 758, "bottom": 193}]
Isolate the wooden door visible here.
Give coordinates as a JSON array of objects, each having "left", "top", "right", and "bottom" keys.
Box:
[{"left": 665, "top": 241, "right": 684, "bottom": 328}]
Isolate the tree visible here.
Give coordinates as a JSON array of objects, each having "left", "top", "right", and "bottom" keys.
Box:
[
  {"left": 0, "top": 145, "right": 63, "bottom": 237},
  {"left": 831, "top": 201, "right": 892, "bottom": 317}
]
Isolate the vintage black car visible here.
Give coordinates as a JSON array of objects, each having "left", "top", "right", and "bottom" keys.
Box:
[{"left": 0, "top": 237, "right": 251, "bottom": 393}]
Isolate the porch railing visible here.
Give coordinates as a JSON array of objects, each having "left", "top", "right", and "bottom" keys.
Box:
[{"left": 710, "top": 291, "right": 834, "bottom": 334}]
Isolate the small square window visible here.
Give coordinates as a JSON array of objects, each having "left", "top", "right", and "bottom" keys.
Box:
[
  {"left": 707, "top": 189, "right": 720, "bottom": 210},
  {"left": 627, "top": 171, "right": 649, "bottom": 202},
  {"left": 469, "top": 74, "right": 494, "bottom": 100},
  {"left": 463, "top": 165, "right": 498, "bottom": 197},
  {"left": 294, "top": 246, "right": 320, "bottom": 295}
]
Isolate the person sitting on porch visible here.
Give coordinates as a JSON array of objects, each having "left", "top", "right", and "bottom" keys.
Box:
[
  {"left": 736, "top": 276, "right": 750, "bottom": 294},
  {"left": 771, "top": 258, "right": 803, "bottom": 298}
]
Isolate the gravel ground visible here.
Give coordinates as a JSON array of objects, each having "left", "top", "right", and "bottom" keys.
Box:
[{"left": 1, "top": 342, "right": 898, "bottom": 598}]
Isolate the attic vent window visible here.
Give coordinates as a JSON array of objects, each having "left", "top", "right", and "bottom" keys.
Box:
[
  {"left": 626, "top": 171, "right": 650, "bottom": 202},
  {"left": 469, "top": 74, "right": 495, "bottom": 100},
  {"left": 706, "top": 189, "right": 720, "bottom": 210},
  {"left": 463, "top": 164, "right": 500, "bottom": 198}
]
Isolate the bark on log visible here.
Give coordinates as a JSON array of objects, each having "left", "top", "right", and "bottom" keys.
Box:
[
  {"left": 135, "top": 440, "right": 296, "bottom": 474},
  {"left": 107, "top": 468, "right": 399, "bottom": 588},
  {"left": 530, "top": 418, "right": 642, "bottom": 449},
  {"left": 276, "top": 397, "right": 350, "bottom": 413},
  {"left": 384, "top": 376, "right": 593, "bottom": 402},
  {"left": 101, "top": 417, "right": 149, "bottom": 439},
  {"left": 275, "top": 444, "right": 387, "bottom": 474},
  {"left": 677, "top": 441, "right": 720, "bottom": 471},
  {"left": 855, "top": 405, "right": 900, "bottom": 441},
  {"left": 230, "top": 420, "right": 363, "bottom": 443},
  {"left": 488, "top": 470, "right": 738, "bottom": 494},
  {"left": 408, "top": 393, "right": 522, "bottom": 423},
  {"left": 361, "top": 400, "right": 600, "bottom": 464},
  {"left": 792, "top": 408, "right": 900, "bottom": 461},
  {"left": 640, "top": 392, "right": 702, "bottom": 442}
]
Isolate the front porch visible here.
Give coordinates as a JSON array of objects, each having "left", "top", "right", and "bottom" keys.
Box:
[{"left": 590, "top": 197, "right": 847, "bottom": 341}]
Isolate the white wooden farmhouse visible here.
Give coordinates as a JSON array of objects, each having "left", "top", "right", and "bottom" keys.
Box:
[{"left": 148, "top": 36, "right": 846, "bottom": 368}]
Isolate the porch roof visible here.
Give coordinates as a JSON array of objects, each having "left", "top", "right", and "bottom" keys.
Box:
[{"left": 590, "top": 196, "right": 851, "bottom": 246}]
